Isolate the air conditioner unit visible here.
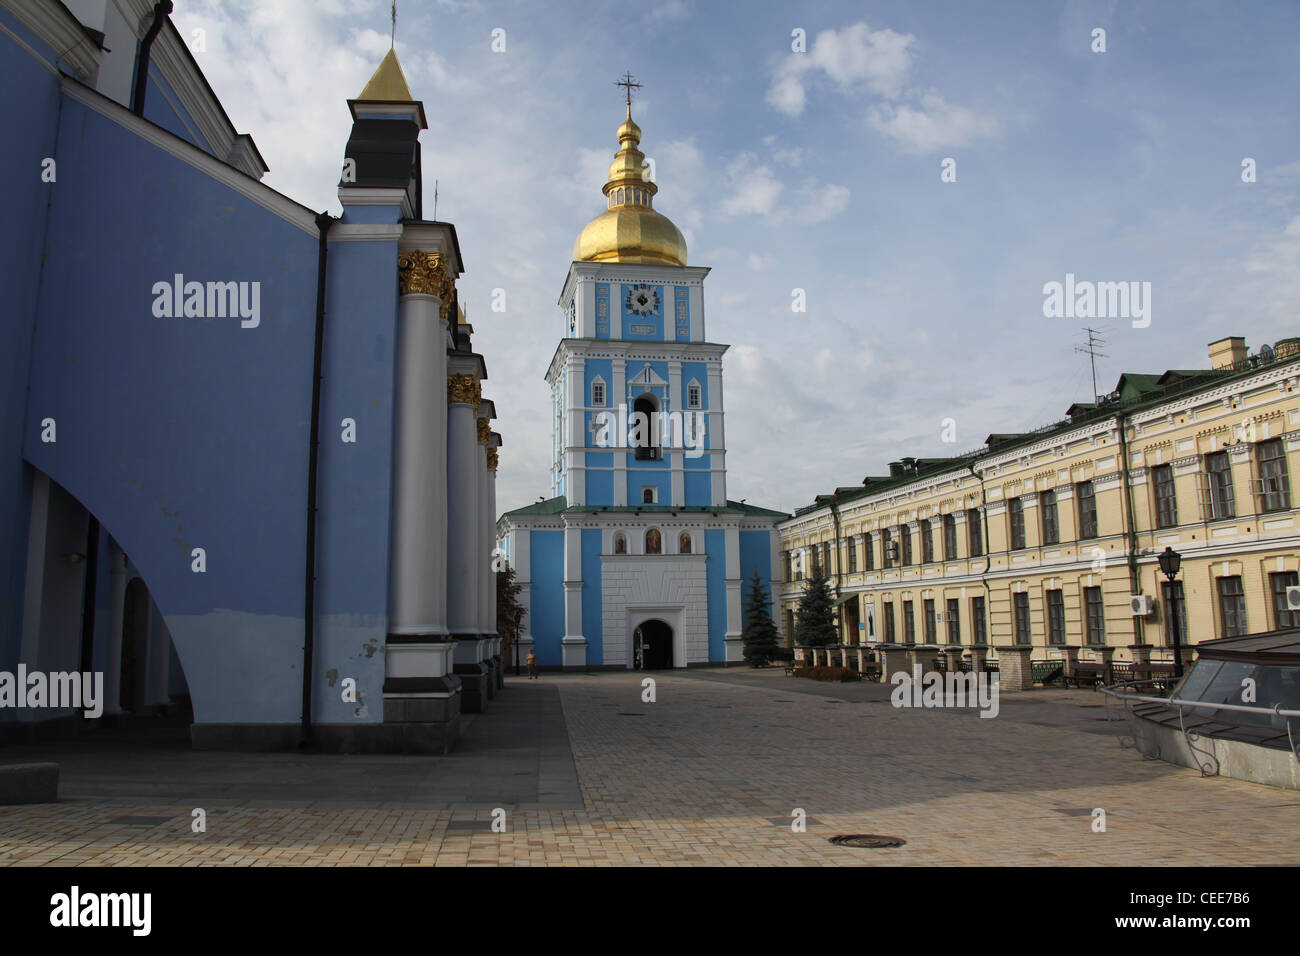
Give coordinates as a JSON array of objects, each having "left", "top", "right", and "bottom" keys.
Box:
[
  {"left": 1129, "top": 594, "right": 1155, "bottom": 616},
  {"left": 1288, "top": 586, "right": 1300, "bottom": 611}
]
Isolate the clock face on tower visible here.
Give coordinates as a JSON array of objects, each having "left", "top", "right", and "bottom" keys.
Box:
[{"left": 625, "top": 284, "right": 660, "bottom": 316}]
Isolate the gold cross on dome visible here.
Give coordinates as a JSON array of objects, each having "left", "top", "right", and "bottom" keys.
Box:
[{"left": 615, "top": 71, "right": 642, "bottom": 107}]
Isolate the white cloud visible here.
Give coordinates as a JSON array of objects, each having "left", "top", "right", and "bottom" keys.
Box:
[
  {"left": 867, "top": 92, "right": 1000, "bottom": 153},
  {"left": 719, "top": 153, "right": 783, "bottom": 216},
  {"left": 767, "top": 21, "right": 915, "bottom": 116}
]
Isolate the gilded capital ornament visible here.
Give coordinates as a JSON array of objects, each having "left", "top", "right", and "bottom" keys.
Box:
[
  {"left": 476, "top": 417, "right": 491, "bottom": 445},
  {"left": 486, "top": 448, "right": 499, "bottom": 472},
  {"left": 398, "top": 250, "right": 455, "bottom": 319},
  {"left": 447, "top": 374, "right": 481, "bottom": 408}
]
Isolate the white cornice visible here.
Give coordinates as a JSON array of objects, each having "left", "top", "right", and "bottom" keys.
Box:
[
  {"left": 61, "top": 76, "right": 317, "bottom": 236},
  {"left": 558, "top": 261, "right": 711, "bottom": 306},
  {"left": 1, "top": 0, "right": 101, "bottom": 79}
]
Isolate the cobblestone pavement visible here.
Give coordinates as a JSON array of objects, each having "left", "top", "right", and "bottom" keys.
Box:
[{"left": 2, "top": 669, "right": 1298, "bottom": 865}]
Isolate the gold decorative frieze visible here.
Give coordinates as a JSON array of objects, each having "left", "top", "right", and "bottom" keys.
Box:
[
  {"left": 398, "top": 250, "right": 455, "bottom": 319},
  {"left": 447, "top": 374, "right": 481, "bottom": 408}
]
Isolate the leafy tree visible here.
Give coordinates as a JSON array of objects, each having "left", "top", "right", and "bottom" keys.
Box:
[
  {"left": 793, "top": 564, "right": 838, "bottom": 647},
  {"left": 496, "top": 566, "right": 526, "bottom": 669},
  {"left": 741, "top": 571, "right": 781, "bottom": 666}
]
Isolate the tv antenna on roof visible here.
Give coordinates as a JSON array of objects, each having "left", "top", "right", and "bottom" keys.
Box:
[{"left": 1075, "top": 327, "right": 1108, "bottom": 402}]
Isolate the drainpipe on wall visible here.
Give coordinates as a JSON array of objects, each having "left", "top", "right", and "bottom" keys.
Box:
[
  {"left": 966, "top": 462, "right": 994, "bottom": 616},
  {"left": 829, "top": 495, "right": 844, "bottom": 642},
  {"left": 1115, "top": 411, "right": 1143, "bottom": 640},
  {"left": 131, "top": 1, "right": 173, "bottom": 117},
  {"left": 300, "top": 211, "right": 335, "bottom": 750}
]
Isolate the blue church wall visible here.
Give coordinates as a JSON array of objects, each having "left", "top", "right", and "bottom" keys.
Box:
[
  {"left": 586, "top": 469, "right": 613, "bottom": 505},
  {"left": 705, "top": 529, "right": 726, "bottom": 661},
  {"left": 310, "top": 236, "right": 400, "bottom": 722},
  {"left": 683, "top": 471, "right": 711, "bottom": 506},
  {"left": 17, "top": 92, "right": 386, "bottom": 724},
  {"left": 739, "top": 531, "right": 773, "bottom": 603},
  {"left": 529, "top": 531, "right": 563, "bottom": 665},
  {"left": 141, "top": 67, "right": 213, "bottom": 154},
  {"left": 0, "top": 14, "right": 63, "bottom": 665},
  {"left": 581, "top": 529, "right": 603, "bottom": 666},
  {"left": 627, "top": 470, "right": 671, "bottom": 505}
]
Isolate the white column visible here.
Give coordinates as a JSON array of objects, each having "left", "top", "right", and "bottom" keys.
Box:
[
  {"left": 446, "top": 373, "right": 481, "bottom": 639},
  {"left": 723, "top": 523, "right": 744, "bottom": 662},
  {"left": 484, "top": 433, "right": 501, "bottom": 647},
  {"left": 104, "top": 541, "right": 128, "bottom": 716},
  {"left": 388, "top": 290, "right": 449, "bottom": 638},
  {"left": 613, "top": 358, "right": 627, "bottom": 506},
  {"left": 384, "top": 260, "right": 458, "bottom": 713},
  {"left": 561, "top": 522, "right": 587, "bottom": 667},
  {"left": 565, "top": 354, "right": 586, "bottom": 505},
  {"left": 708, "top": 363, "right": 726, "bottom": 505}
]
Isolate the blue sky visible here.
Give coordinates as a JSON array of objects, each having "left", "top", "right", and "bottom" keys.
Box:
[{"left": 173, "top": 0, "right": 1300, "bottom": 515}]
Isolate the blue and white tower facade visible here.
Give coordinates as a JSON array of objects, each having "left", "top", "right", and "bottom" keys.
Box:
[{"left": 499, "top": 104, "right": 786, "bottom": 670}]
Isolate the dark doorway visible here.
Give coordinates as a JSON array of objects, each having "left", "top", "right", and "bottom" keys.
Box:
[
  {"left": 120, "top": 577, "right": 150, "bottom": 711},
  {"left": 635, "top": 619, "right": 674, "bottom": 670}
]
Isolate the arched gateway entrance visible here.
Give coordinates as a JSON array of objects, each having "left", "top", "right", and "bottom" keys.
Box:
[{"left": 633, "top": 619, "right": 674, "bottom": 670}]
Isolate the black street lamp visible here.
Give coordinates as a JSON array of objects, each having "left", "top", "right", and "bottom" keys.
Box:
[{"left": 1157, "top": 546, "right": 1184, "bottom": 678}]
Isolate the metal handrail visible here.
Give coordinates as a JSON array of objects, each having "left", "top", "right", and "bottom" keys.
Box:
[
  {"left": 1097, "top": 681, "right": 1300, "bottom": 772},
  {"left": 1097, "top": 682, "right": 1300, "bottom": 718}
]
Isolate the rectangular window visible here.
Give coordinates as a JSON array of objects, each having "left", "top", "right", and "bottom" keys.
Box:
[
  {"left": 1008, "top": 498, "right": 1026, "bottom": 550},
  {"left": 920, "top": 520, "right": 934, "bottom": 563},
  {"left": 782, "top": 552, "right": 791, "bottom": 582},
  {"left": 822, "top": 541, "right": 831, "bottom": 575},
  {"left": 903, "top": 600, "right": 915, "bottom": 644},
  {"left": 1077, "top": 481, "right": 1098, "bottom": 539},
  {"left": 1160, "top": 580, "right": 1187, "bottom": 648},
  {"left": 1217, "top": 576, "right": 1247, "bottom": 637},
  {"left": 591, "top": 381, "right": 605, "bottom": 406},
  {"left": 1152, "top": 464, "right": 1178, "bottom": 528},
  {"left": 901, "top": 527, "right": 912, "bottom": 566},
  {"left": 882, "top": 528, "right": 893, "bottom": 569},
  {"left": 863, "top": 533, "right": 874, "bottom": 572},
  {"left": 847, "top": 535, "right": 857, "bottom": 573},
  {"left": 883, "top": 602, "right": 895, "bottom": 642},
  {"left": 1047, "top": 589, "right": 1066, "bottom": 645},
  {"left": 943, "top": 515, "right": 957, "bottom": 561},
  {"left": 968, "top": 509, "right": 983, "bottom": 557},
  {"left": 687, "top": 383, "right": 702, "bottom": 409},
  {"left": 1084, "top": 586, "right": 1105, "bottom": 645},
  {"left": 1041, "top": 490, "right": 1059, "bottom": 546},
  {"left": 923, "top": 598, "right": 936, "bottom": 643},
  {"left": 945, "top": 598, "right": 960, "bottom": 643},
  {"left": 1206, "top": 451, "right": 1235, "bottom": 520},
  {"left": 1013, "top": 592, "right": 1031, "bottom": 644},
  {"left": 970, "top": 596, "right": 987, "bottom": 644},
  {"left": 1256, "top": 439, "right": 1291, "bottom": 513},
  {"left": 1270, "top": 571, "right": 1299, "bottom": 629}
]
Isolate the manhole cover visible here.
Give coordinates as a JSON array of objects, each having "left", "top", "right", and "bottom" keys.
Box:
[{"left": 829, "top": 834, "right": 906, "bottom": 849}]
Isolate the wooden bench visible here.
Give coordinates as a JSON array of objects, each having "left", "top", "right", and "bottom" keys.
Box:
[
  {"left": 1065, "top": 661, "right": 1107, "bottom": 688},
  {"left": 1131, "top": 662, "right": 1178, "bottom": 691}
]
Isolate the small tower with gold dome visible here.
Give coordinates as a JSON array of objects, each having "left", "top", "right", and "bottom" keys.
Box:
[{"left": 501, "top": 76, "right": 784, "bottom": 674}]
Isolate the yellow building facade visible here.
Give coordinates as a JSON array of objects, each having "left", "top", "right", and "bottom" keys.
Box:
[{"left": 776, "top": 335, "right": 1300, "bottom": 673}]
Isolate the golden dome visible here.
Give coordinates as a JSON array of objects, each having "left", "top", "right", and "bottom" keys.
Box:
[{"left": 573, "top": 106, "right": 687, "bottom": 267}]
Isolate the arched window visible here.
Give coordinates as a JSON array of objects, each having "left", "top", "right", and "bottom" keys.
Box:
[
  {"left": 679, "top": 532, "right": 692, "bottom": 554},
  {"left": 642, "top": 487, "right": 654, "bottom": 504},
  {"left": 633, "top": 393, "right": 661, "bottom": 461},
  {"left": 614, "top": 533, "right": 627, "bottom": 555},
  {"left": 645, "top": 529, "right": 662, "bottom": 554}
]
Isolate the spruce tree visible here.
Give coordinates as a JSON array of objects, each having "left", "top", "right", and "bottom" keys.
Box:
[
  {"left": 793, "top": 564, "right": 838, "bottom": 648},
  {"left": 741, "top": 570, "right": 781, "bottom": 666}
]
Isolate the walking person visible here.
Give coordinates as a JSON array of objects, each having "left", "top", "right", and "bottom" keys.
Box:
[{"left": 526, "top": 649, "right": 539, "bottom": 679}]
